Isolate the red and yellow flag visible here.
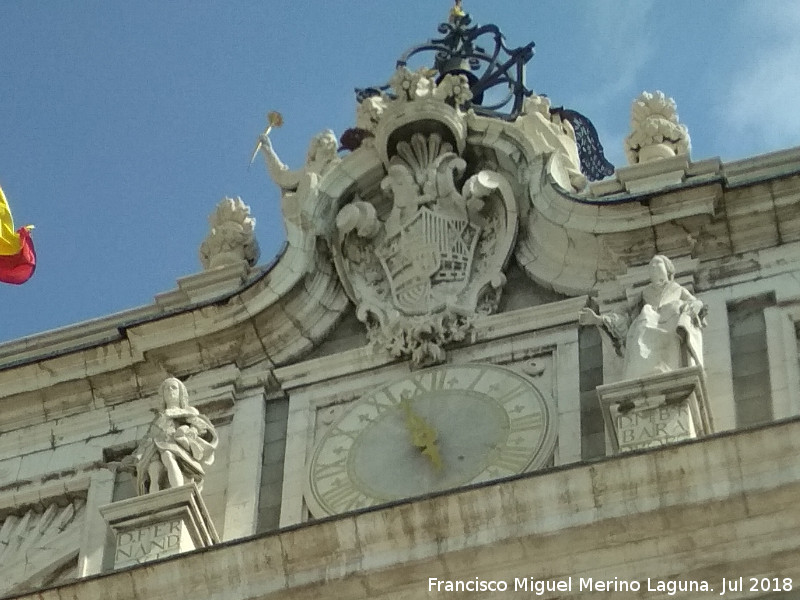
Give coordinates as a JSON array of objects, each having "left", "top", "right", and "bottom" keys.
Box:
[{"left": 0, "top": 185, "right": 36, "bottom": 284}]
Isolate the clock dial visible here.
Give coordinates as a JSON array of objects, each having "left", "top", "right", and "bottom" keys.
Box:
[{"left": 306, "top": 363, "right": 557, "bottom": 517}]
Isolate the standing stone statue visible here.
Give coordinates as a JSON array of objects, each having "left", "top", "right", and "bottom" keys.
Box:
[
  {"left": 516, "top": 94, "right": 587, "bottom": 191},
  {"left": 258, "top": 127, "right": 340, "bottom": 245},
  {"left": 133, "top": 378, "right": 218, "bottom": 494},
  {"left": 579, "top": 255, "right": 707, "bottom": 381}
]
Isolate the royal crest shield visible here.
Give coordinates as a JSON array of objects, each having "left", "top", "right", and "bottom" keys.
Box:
[
  {"left": 376, "top": 207, "right": 480, "bottom": 315},
  {"left": 331, "top": 131, "right": 518, "bottom": 366}
]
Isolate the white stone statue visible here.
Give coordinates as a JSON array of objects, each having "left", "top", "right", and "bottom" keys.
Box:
[
  {"left": 515, "top": 95, "right": 586, "bottom": 191},
  {"left": 579, "top": 255, "right": 707, "bottom": 381},
  {"left": 624, "top": 91, "right": 691, "bottom": 165},
  {"left": 199, "top": 196, "right": 260, "bottom": 270},
  {"left": 259, "top": 128, "right": 340, "bottom": 245},
  {"left": 355, "top": 95, "right": 388, "bottom": 135},
  {"left": 133, "top": 378, "right": 218, "bottom": 494}
]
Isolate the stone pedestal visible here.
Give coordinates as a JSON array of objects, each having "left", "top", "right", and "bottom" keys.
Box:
[
  {"left": 597, "top": 366, "right": 713, "bottom": 454},
  {"left": 99, "top": 483, "right": 219, "bottom": 569},
  {"left": 155, "top": 261, "right": 251, "bottom": 310}
]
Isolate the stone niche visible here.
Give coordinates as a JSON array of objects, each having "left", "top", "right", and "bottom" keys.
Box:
[
  {"left": 597, "top": 366, "right": 713, "bottom": 454},
  {"left": 99, "top": 483, "right": 218, "bottom": 569}
]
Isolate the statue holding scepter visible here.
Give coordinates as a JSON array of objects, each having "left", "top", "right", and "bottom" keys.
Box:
[
  {"left": 249, "top": 111, "right": 284, "bottom": 167},
  {"left": 253, "top": 112, "right": 340, "bottom": 244}
]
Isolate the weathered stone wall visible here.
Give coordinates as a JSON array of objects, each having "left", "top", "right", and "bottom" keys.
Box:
[{"left": 8, "top": 418, "right": 800, "bottom": 600}]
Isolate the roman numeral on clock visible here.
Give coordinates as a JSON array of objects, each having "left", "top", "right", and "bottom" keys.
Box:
[
  {"left": 509, "top": 412, "right": 544, "bottom": 432},
  {"left": 493, "top": 445, "right": 536, "bottom": 474},
  {"left": 496, "top": 383, "right": 529, "bottom": 405},
  {"left": 312, "top": 456, "right": 347, "bottom": 482},
  {"left": 321, "top": 479, "right": 372, "bottom": 512}
]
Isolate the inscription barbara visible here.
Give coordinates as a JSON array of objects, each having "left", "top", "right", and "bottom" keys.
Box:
[
  {"left": 616, "top": 404, "right": 694, "bottom": 449},
  {"left": 115, "top": 521, "right": 184, "bottom": 564}
]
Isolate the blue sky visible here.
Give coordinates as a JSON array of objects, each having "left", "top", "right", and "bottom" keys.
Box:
[{"left": 1, "top": 1, "right": 799, "bottom": 343}]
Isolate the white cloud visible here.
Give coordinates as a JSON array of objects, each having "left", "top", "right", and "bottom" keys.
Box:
[
  {"left": 577, "top": 0, "right": 656, "bottom": 110},
  {"left": 721, "top": 3, "right": 800, "bottom": 153},
  {"left": 555, "top": 1, "right": 656, "bottom": 168}
]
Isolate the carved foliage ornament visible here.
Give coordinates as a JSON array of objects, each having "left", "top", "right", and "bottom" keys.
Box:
[
  {"left": 624, "top": 91, "right": 691, "bottom": 165},
  {"left": 332, "top": 122, "right": 518, "bottom": 365},
  {"left": 199, "top": 196, "right": 260, "bottom": 270}
]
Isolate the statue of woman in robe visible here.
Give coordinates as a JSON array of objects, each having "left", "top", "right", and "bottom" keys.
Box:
[
  {"left": 134, "top": 378, "right": 218, "bottom": 494},
  {"left": 579, "top": 255, "right": 707, "bottom": 381}
]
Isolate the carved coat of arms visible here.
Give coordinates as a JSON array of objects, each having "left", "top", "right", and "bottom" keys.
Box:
[
  {"left": 332, "top": 132, "right": 518, "bottom": 365},
  {"left": 376, "top": 206, "right": 480, "bottom": 315}
]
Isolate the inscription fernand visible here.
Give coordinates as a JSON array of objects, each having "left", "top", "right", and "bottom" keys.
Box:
[{"left": 115, "top": 520, "right": 186, "bottom": 566}]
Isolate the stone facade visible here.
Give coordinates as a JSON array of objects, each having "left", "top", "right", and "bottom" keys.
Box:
[{"left": 3, "top": 17, "right": 800, "bottom": 600}]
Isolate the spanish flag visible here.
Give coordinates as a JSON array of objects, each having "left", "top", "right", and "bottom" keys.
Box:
[{"left": 0, "top": 186, "right": 35, "bottom": 284}]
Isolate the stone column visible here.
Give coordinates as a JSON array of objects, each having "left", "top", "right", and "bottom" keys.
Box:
[
  {"left": 77, "top": 469, "right": 116, "bottom": 576},
  {"left": 222, "top": 392, "right": 266, "bottom": 541}
]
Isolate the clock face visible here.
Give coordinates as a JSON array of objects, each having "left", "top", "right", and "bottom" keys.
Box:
[{"left": 306, "top": 363, "right": 557, "bottom": 517}]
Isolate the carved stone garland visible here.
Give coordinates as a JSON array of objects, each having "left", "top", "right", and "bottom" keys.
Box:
[{"left": 332, "top": 131, "right": 518, "bottom": 366}]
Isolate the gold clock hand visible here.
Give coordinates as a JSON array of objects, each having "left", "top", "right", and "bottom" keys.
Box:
[
  {"left": 400, "top": 397, "right": 443, "bottom": 471},
  {"left": 421, "top": 437, "right": 444, "bottom": 471}
]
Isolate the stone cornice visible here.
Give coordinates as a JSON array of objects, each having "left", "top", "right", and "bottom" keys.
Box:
[
  {"left": 274, "top": 296, "right": 588, "bottom": 391},
  {"left": 517, "top": 145, "right": 800, "bottom": 295},
  {"left": 0, "top": 242, "right": 349, "bottom": 413}
]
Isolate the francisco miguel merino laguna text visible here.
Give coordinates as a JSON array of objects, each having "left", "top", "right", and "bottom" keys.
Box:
[{"left": 428, "top": 576, "right": 715, "bottom": 594}]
